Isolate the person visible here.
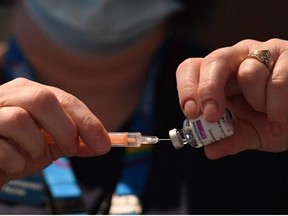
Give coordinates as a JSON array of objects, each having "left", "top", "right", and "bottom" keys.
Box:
[
  {"left": 1, "top": 0, "right": 288, "bottom": 214},
  {"left": 177, "top": 38, "right": 288, "bottom": 159}
]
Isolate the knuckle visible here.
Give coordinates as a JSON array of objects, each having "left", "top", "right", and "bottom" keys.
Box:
[
  {"left": 239, "top": 66, "right": 256, "bottom": 81},
  {"left": 241, "top": 39, "right": 256, "bottom": 44},
  {"left": 204, "top": 48, "right": 230, "bottom": 66},
  {"left": 28, "top": 88, "right": 58, "bottom": 108},
  {"left": 59, "top": 93, "right": 80, "bottom": 110},
  {"left": 3, "top": 107, "right": 31, "bottom": 130},
  {"left": 176, "top": 58, "right": 195, "bottom": 75},
  {"left": 266, "top": 38, "right": 282, "bottom": 46},
  {"left": 13, "top": 77, "right": 31, "bottom": 86},
  {"left": 202, "top": 49, "right": 231, "bottom": 73},
  {"left": 234, "top": 39, "right": 258, "bottom": 48}
]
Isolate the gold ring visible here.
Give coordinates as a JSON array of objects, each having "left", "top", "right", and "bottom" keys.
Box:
[{"left": 245, "top": 50, "right": 274, "bottom": 72}]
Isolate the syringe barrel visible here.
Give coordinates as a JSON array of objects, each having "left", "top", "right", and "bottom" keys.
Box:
[
  {"left": 109, "top": 132, "right": 142, "bottom": 147},
  {"left": 44, "top": 131, "right": 152, "bottom": 148}
]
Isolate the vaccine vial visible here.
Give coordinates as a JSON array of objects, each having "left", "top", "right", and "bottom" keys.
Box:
[{"left": 169, "top": 110, "right": 234, "bottom": 149}]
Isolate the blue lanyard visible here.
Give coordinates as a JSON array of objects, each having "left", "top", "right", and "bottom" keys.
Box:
[
  {"left": 113, "top": 46, "right": 163, "bottom": 197},
  {"left": 109, "top": 43, "right": 165, "bottom": 216}
]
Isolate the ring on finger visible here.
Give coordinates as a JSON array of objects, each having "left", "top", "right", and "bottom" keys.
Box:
[{"left": 245, "top": 50, "right": 274, "bottom": 72}]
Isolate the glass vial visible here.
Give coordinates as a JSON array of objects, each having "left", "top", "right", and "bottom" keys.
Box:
[{"left": 169, "top": 109, "right": 234, "bottom": 149}]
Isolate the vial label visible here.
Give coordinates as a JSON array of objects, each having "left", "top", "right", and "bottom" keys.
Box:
[{"left": 187, "top": 110, "right": 234, "bottom": 148}]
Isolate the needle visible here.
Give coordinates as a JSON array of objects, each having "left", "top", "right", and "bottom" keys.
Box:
[{"left": 158, "top": 139, "right": 171, "bottom": 141}]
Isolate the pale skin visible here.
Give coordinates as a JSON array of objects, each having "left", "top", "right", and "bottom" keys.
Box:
[
  {"left": 0, "top": 78, "right": 111, "bottom": 184},
  {"left": 0, "top": 1, "right": 167, "bottom": 186},
  {"left": 176, "top": 38, "right": 288, "bottom": 159},
  {"left": 2, "top": 2, "right": 288, "bottom": 187}
]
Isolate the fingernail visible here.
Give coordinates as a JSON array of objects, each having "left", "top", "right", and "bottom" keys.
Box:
[
  {"left": 202, "top": 99, "right": 218, "bottom": 121},
  {"left": 270, "top": 122, "right": 283, "bottom": 136},
  {"left": 183, "top": 100, "right": 199, "bottom": 119}
]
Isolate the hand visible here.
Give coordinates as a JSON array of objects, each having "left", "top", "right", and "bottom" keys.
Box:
[
  {"left": 0, "top": 78, "right": 111, "bottom": 186},
  {"left": 176, "top": 38, "right": 288, "bottom": 159}
]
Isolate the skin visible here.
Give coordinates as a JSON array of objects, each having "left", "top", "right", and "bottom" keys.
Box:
[
  {"left": 0, "top": 1, "right": 168, "bottom": 186},
  {"left": 0, "top": 78, "right": 111, "bottom": 186},
  {"left": 176, "top": 38, "right": 288, "bottom": 159},
  {"left": 2, "top": 1, "right": 288, "bottom": 187}
]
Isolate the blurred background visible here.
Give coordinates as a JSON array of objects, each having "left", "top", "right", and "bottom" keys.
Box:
[
  {"left": 1, "top": 0, "right": 288, "bottom": 50},
  {"left": 0, "top": 1, "right": 12, "bottom": 43},
  {"left": 186, "top": 0, "right": 288, "bottom": 49}
]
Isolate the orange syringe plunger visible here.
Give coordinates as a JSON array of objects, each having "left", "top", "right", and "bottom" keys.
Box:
[{"left": 43, "top": 131, "right": 160, "bottom": 148}]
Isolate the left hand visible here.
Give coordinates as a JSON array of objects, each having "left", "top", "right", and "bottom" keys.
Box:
[
  {"left": 176, "top": 38, "right": 288, "bottom": 159},
  {"left": 0, "top": 78, "right": 111, "bottom": 186}
]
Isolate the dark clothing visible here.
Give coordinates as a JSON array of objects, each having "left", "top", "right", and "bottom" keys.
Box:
[{"left": 1, "top": 38, "right": 288, "bottom": 214}]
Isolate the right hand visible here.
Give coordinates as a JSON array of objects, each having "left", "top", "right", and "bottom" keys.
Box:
[
  {"left": 175, "top": 39, "right": 288, "bottom": 159},
  {"left": 0, "top": 78, "right": 111, "bottom": 186}
]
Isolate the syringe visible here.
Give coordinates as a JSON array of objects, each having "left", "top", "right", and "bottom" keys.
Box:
[
  {"left": 43, "top": 131, "right": 170, "bottom": 148},
  {"left": 108, "top": 132, "right": 170, "bottom": 147}
]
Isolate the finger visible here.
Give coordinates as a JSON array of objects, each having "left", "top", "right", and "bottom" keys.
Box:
[
  {"left": 203, "top": 125, "right": 259, "bottom": 160},
  {"left": 0, "top": 79, "right": 81, "bottom": 156},
  {"left": 176, "top": 58, "right": 202, "bottom": 119},
  {"left": 204, "top": 95, "right": 263, "bottom": 159},
  {"left": 0, "top": 138, "right": 26, "bottom": 174},
  {"left": 197, "top": 39, "right": 274, "bottom": 121},
  {"left": 41, "top": 130, "right": 99, "bottom": 158},
  {"left": 237, "top": 56, "right": 271, "bottom": 112},
  {"left": 266, "top": 51, "right": 288, "bottom": 136},
  {"left": 0, "top": 106, "right": 46, "bottom": 160},
  {"left": 198, "top": 46, "right": 248, "bottom": 121},
  {"left": 50, "top": 87, "right": 111, "bottom": 155}
]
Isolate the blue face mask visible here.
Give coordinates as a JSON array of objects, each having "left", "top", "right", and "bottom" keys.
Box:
[{"left": 24, "top": 0, "right": 182, "bottom": 54}]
